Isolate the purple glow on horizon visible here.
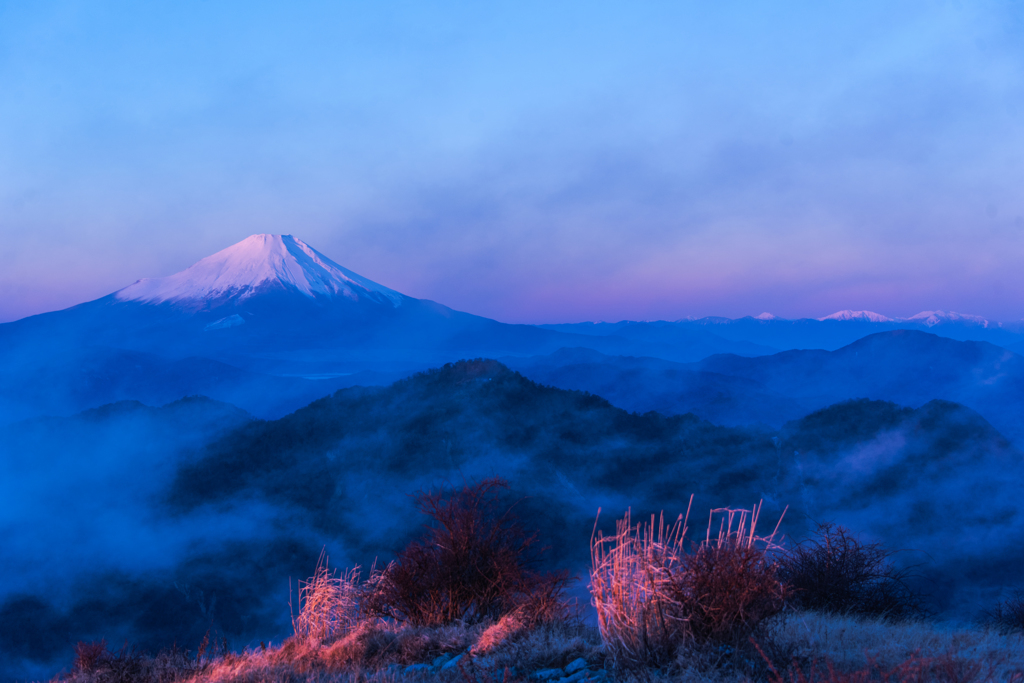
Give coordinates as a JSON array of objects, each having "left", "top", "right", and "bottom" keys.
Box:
[{"left": 2, "top": 2, "right": 1024, "bottom": 324}]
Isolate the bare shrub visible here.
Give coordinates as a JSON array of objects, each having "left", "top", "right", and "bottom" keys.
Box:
[
  {"left": 983, "top": 591, "right": 1024, "bottom": 634},
  {"left": 777, "top": 523, "right": 923, "bottom": 620},
  {"left": 366, "top": 478, "right": 572, "bottom": 627},
  {"left": 291, "top": 551, "right": 367, "bottom": 645},
  {"left": 62, "top": 640, "right": 210, "bottom": 683},
  {"left": 197, "top": 629, "right": 230, "bottom": 665},
  {"left": 590, "top": 499, "right": 787, "bottom": 672},
  {"left": 668, "top": 507, "right": 788, "bottom": 649},
  {"left": 96, "top": 644, "right": 150, "bottom": 683},
  {"left": 74, "top": 640, "right": 110, "bottom": 673}
]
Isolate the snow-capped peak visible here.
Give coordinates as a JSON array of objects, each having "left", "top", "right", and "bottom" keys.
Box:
[
  {"left": 115, "top": 234, "right": 404, "bottom": 306},
  {"left": 753, "top": 312, "right": 777, "bottom": 320},
  {"left": 905, "top": 310, "right": 989, "bottom": 327},
  {"left": 817, "top": 310, "right": 893, "bottom": 323}
]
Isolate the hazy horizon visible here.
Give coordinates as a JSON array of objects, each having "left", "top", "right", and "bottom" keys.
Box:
[
  {"left": 2, "top": 231, "right": 1019, "bottom": 326},
  {"left": 3, "top": 2, "right": 1024, "bottom": 324}
]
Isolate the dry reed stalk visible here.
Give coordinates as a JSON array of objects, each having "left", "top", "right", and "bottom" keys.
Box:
[
  {"left": 590, "top": 498, "right": 693, "bottom": 669},
  {"left": 590, "top": 498, "right": 787, "bottom": 672},
  {"left": 292, "top": 551, "right": 365, "bottom": 645},
  {"left": 705, "top": 501, "right": 785, "bottom": 551}
]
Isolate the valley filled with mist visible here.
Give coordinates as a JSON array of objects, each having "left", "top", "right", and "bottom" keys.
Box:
[{"left": 2, "top": 235, "right": 1024, "bottom": 681}]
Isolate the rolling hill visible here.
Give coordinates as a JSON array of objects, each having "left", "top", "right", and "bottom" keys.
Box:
[{"left": 4, "top": 359, "right": 1020, "bottom": 680}]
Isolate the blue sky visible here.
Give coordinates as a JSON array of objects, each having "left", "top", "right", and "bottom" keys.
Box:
[{"left": 2, "top": 1, "right": 1024, "bottom": 323}]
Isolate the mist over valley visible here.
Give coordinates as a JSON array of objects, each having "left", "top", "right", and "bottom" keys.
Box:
[{"left": 3, "top": 236, "right": 1024, "bottom": 680}]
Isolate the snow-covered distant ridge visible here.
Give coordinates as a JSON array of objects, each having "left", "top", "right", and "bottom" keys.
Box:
[
  {"left": 818, "top": 310, "right": 894, "bottom": 323},
  {"left": 815, "top": 310, "right": 990, "bottom": 327},
  {"left": 905, "top": 310, "right": 989, "bottom": 327},
  {"left": 115, "top": 234, "right": 404, "bottom": 306},
  {"left": 813, "top": 310, "right": 990, "bottom": 326},
  {"left": 676, "top": 310, "right": 999, "bottom": 325}
]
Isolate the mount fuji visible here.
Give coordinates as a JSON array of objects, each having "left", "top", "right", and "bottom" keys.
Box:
[
  {"left": 1, "top": 235, "right": 545, "bottom": 372},
  {"left": 114, "top": 234, "right": 405, "bottom": 308},
  {"left": 0, "top": 234, "right": 771, "bottom": 423}
]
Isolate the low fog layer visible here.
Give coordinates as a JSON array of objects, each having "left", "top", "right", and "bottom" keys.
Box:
[{"left": 2, "top": 361, "right": 1022, "bottom": 680}]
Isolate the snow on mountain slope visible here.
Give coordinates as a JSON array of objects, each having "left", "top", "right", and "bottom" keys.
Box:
[
  {"left": 115, "top": 234, "right": 404, "bottom": 306},
  {"left": 818, "top": 310, "right": 893, "bottom": 322},
  {"left": 906, "top": 310, "right": 989, "bottom": 327}
]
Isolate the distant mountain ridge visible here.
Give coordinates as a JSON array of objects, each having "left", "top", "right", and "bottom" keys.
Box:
[
  {"left": 0, "top": 234, "right": 771, "bottom": 424},
  {"left": 510, "top": 330, "right": 1024, "bottom": 446},
  {"left": 817, "top": 310, "right": 895, "bottom": 322},
  {"left": 543, "top": 309, "right": 1024, "bottom": 352},
  {"left": 4, "top": 233, "right": 1023, "bottom": 426},
  {"left": 816, "top": 309, "right": 991, "bottom": 325}
]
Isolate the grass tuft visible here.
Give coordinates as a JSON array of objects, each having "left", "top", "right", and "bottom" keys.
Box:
[
  {"left": 291, "top": 551, "right": 368, "bottom": 646},
  {"left": 590, "top": 498, "right": 787, "bottom": 673}
]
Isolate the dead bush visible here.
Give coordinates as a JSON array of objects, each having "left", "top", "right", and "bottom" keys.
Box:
[
  {"left": 669, "top": 535, "right": 787, "bottom": 648},
  {"left": 590, "top": 499, "right": 787, "bottom": 672},
  {"left": 778, "top": 523, "right": 923, "bottom": 620},
  {"left": 983, "top": 591, "right": 1024, "bottom": 634},
  {"left": 365, "top": 478, "right": 572, "bottom": 627},
  {"left": 63, "top": 641, "right": 203, "bottom": 683},
  {"left": 74, "top": 640, "right": 110, "bottom": 673}
]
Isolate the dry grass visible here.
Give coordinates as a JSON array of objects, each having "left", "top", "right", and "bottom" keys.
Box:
[
  {"left": 50, "top": 487, "right": 1024, "bottom": 683},
  {"left": 291, "top": 551, "right": 369, "bottom": 646},
  {"left": 476, "top": 620, "right": 604, "bottom": 674},
  {"left": 589, "top": 505, "right": 693, "bottom": 669},
  {"left": 590, "top": 499, "right": 787, "bottom": 672},
  {"left": 769, "top": 611, "right": 1024, "bottom": 675},
  {"left": 472, "top": 610, "right": 528, "bottom": 656},
  {"left": 54, "top": 612, "right": 1024, "bottom": 683},
  {"left": 175, "top": 621, "right": 485, "bottom": 682},
  {"left": 173, "top": 620, "right": 600, "bottom": 683}
]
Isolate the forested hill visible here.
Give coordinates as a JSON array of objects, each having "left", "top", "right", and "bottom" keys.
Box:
[
  {"left": 169, "top": 359, "right": 1024, "bottom": 619},
  {"left": 4, "top": 360, "right": 1024, "bottom": 678},
  {"left": 169, "top": 358, "right": 779, "bottom": 555}
]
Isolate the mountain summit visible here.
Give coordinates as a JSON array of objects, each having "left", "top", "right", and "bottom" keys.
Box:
[
  {"left": 818, "top": 310, "right": 893, "bottom": 323},
  {"left": 115, "top": 234, "right": 403, "bottom": 307},
  {"left": 2, "top": 234, "right": 616, "bottom": 392}
]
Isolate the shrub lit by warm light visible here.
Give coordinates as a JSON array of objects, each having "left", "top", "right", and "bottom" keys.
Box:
[{"left": 590, "top": 498, "right": 787, "bottom": 671}]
